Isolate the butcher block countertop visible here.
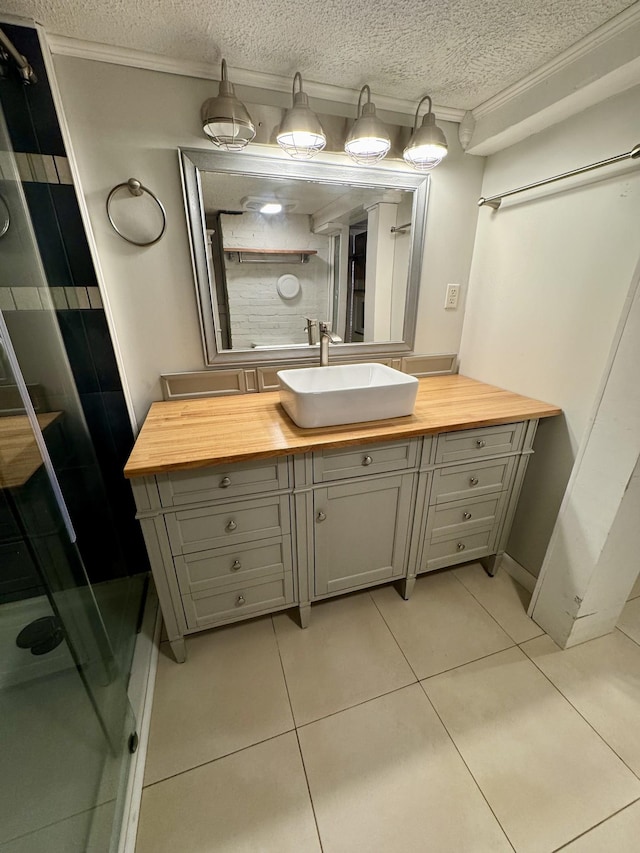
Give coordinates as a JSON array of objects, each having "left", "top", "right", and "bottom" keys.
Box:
[
  {"left": 124, "top": 374, "right": 561, "bottom": 479},
  {"left": 0, "top": 412, "right": 62, "bottom": 490}
]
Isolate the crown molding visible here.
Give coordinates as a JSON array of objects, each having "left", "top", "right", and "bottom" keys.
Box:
[
  {"left": 46, "top": 34, "right": 465, "bottom": 124},
  {"left": 472, "top": 1, "right": 640, "bottom": 121}
]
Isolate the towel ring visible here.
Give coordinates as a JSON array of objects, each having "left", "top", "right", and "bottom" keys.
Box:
[
  {"left": 106, "top": 178, "right": 166, "bottom": 246},
  {"left": 0, "top": 194, "right": 10, "bottom": 238}
]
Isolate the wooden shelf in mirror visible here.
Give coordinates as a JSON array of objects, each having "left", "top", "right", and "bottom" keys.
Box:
[{"left": 223, "top": 248, "right": 317, "bottom": 264}]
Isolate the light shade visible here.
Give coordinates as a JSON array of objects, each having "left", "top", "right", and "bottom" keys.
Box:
[
  {"left": 277, "top": 72, "right": 326, "bottom": 159},
  {"left": 403, "top": 95, "right": 448, "bottom": 171},
  {"left": 201, "top": 59, "right": 256, "bottom": 151},
  {"left": 344, "top": 85, "right": 391, "bottom": 165}
]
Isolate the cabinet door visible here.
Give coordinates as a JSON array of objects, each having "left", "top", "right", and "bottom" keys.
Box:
[{"left": 313, "top": 474, "right": 413, "bottom": 597}]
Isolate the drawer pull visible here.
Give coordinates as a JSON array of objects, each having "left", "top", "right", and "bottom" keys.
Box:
[
  {"left": 457, "top": 542, "right": 466, "bottom": 551},
  {"left": 476, "top": 440, "right": 486, "bottom": 448},
  {"left": 236, "top": 594, "right": 246, "bottom": 606},
  {"left": 220, "top": 476, "right": 232, "bottom": 488},
  {"left": 469, "top": 477, "right": 479, "bottom": 486},
  {"left": 316, "top": 511, "right": 327, "bottom": 522},
  {"left": 362, "top": 455, "right": 373, "bottom": 466},
  {"left": 226, "top": 520, "right": 237, "bottom": 532},
  {"left": 463, "top": 512, "right": 472, "bottom": 520},
  {"left": 231, "top": 559, "right": 242, "bottom": 571}
]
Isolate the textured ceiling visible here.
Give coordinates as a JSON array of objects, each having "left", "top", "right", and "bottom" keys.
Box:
[{"left": 1, "top": 0, "right": 634, "bottom": 108}]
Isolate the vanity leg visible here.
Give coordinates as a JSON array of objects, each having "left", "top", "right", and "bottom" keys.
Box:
[
  {"left": 298, "top": 603, "right": 311, "bottom": 629},
  {"left": 481, "top": 553, "right": 503, "bottom": 578},
  {"left": 169, "top": 637, "right": 186, "bottom": 663},
  {"left": 399, "top": 576, "right": 416, "bottom": 600}
]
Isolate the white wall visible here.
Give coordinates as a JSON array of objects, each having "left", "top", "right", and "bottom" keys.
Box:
[
  {"left": 459, "top": 84, "right": 640, "bottom": 576},
  {"left": 53, "top": 55, "right": 485, "bottom": 427}
]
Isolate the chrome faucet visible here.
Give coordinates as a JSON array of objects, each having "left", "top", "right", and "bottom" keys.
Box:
[
  {"left": 304, "top": 318, "right": 319, "bottom": 346},
  {"left": 319, "top": 322, "right": 340, "bottom": 367}
]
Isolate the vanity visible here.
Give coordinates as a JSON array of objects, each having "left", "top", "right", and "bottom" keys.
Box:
[{"left": 124, "top": 374, "right": 560, "bottom": 662}]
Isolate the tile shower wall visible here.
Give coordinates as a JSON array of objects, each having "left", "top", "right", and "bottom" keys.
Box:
[{"left": 0, "top": 22, "right": 149, "bottom": 588}]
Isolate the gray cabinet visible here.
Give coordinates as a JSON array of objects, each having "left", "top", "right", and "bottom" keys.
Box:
[
  {"left": 131, "top": 420, "right": 538, "bottom": 662},
  {"left": 411, "top": 420, "right": 538, "bottom": 589},
  {"left": 313, "top": 474, "right": 414, "bottom": 596}
]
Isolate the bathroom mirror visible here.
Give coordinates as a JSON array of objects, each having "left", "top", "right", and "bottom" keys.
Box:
[{"left": 180, "top": 148, "right": 430, "bottom": 366}]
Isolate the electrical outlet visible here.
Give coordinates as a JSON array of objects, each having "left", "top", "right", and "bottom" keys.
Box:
[{"left": 445, "top": 283, "right": 460, "bottom": 309}]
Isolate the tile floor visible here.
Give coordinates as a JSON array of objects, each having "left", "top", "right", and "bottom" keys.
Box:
[{"left": 136, "top": 564, "right": 640, "bottom": 853}]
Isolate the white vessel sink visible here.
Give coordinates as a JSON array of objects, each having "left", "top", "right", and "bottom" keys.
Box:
[{"left": 277, "top": 363, "right": 419, "bottom": 429}]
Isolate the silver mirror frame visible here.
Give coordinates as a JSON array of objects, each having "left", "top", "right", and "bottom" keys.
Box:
[{"left": 179, "top": 147, "right": 430, "bottom": 367}]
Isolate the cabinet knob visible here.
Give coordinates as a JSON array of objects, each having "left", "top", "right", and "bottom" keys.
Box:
[
  {"left": 316, "top": 511, "right": 326, "bottom": 522},
  {"left": 463, "top": 512, "right": 472, "bottom": 520},
  {"left": 226, "top": 520, "right": 237, "bottom": 531},
  {"left": 231, "top": 559, "right": 241, "bottom": 571},
  {"left": 362, "top": 455, "right": 373, "bottom": 466},
  {"left": 236, "top": 594, "right": 246, "bottom": 606},
  {"left": 476, "top": 440, "right": 486, "bottom": 448},
  {"left": 456, "top": 542, "right": 466, "bottom": 551},
  {"left": 220, "top": 476, "right": 232, "bottom": 488},
  {"left": 469, "top": 477, "right": 479, "bottom": 486}
]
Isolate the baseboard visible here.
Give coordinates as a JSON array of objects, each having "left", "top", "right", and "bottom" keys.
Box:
[
  {"left": 501, "top": 553, "right": 538, "bottom": 594},
  {"left": 117, "top": 583, "right": 161, "bottom": 853}
]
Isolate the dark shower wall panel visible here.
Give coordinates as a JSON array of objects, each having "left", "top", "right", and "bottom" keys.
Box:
[
  {"left": 0, "top": 23, "right": 65, "bottom": 156},
  {"left": 0, "top": 21, "right": 149, "bottom": 588}
]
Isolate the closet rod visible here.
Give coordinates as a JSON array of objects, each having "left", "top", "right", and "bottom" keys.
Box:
[{"left": 478, "top": 142, "right": 640, "bottom": 210}]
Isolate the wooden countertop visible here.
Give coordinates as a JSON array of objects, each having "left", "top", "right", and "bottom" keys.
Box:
[
  {"left": 0, "top": 412, "right": 62, "bottom": 490},
  {"left": 124, "top": 374, "right": 561, "bottom": 479}
]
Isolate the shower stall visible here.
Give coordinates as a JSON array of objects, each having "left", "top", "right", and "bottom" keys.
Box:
[{"left": 0, "top": 22, "right": 147, "bottom": 853}]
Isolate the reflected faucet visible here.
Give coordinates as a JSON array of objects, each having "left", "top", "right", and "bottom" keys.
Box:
[
  {"left": 319, "top": 322, "right": 340, "bottom": 367},
  {"left": 304, "top": 318, "right": 319, "bottom": 346}
]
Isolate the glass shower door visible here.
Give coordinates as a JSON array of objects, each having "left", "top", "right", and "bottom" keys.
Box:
[
  {"left": 0, "top": 89, "right": 138, "bottom": 851},
  {"left": 0, "top": 320, "right": 136, "bottom": 853}
]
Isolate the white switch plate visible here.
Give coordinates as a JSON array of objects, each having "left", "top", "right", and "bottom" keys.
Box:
[{"left": 445, "top": 283, "right": 460, "bottom": 309}]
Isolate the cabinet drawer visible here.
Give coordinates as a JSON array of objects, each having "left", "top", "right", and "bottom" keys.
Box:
[
  {"left": 156, "top": 456, "right": 290, "bottom": 507},
  {"left": 313, "top": 438, "right": 418, "bottom": 483},
  {"left": 421, "top": 528, "right": 497, "bottom": 573},
  {"left": 166, "top": 495, "right": 290, "bottom": 555},
  {"left": 174, "top": 536, "right": 292, "bottom": 595},
  {"left": 430, "top": 457, "right": 516, "bottom": 505},
  {"left": 183, "top": 574, "right": 294, "bottom": 629},
  {"left": 425, "top": 493, "right": 507, "bottom": 542},
  {"left": 434, "top": 422, "right": 525, "bottom": 464}
]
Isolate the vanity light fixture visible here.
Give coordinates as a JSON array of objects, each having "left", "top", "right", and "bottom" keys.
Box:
[
  {"left": 403, "top": 95, "right": 448, "bottom": 171},
  {"left": 201, "top": 59, "right": 256, "bottom": 150},
  {"left": 344, "top": 85, "right": 391, "bottom": 165},
  {"left": 276, "top": 72, "right": 326, "bottom": 159}
]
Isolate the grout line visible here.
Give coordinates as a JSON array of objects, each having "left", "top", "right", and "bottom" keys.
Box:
[
  {"left": 367, "top": 588, "right": 422, "bottom": 682},
  {"left": 269, "top": 615, "right": 296, "bottom": 728},
  {"left": 616, "top": 623, "right": 640, "bottom": 648},
  {"left": 270, "top": 616, "right": 324, "bottom": 852},
  {"left": 2, "top": 798, "right": 116, "bottom": 848},
  {"left": 369, "top": 578, "right": 522, "bottom": 683},
  {"left": 417, "top": 681, "right": 517, "bottom": 852},
  {"left": 142, "top": 727, "right": 296, "bottom": 790},
  {"left": 293, "top": 728, "right": 324, "bottom": 853},
  {"left": 519, "top": 641, "right": 640, "bottom": 785},
  {"left": 551, "top": 795, "right": 640, "bottom": 851},
  {"left": 450, "top": 564, "right": 539, "bottom": 645},
  {"left": 295, "top": 682, "right": 418, "bottom": 731},
  {"left": 418, "top": 643, "right": 522, "bottom": 682}
]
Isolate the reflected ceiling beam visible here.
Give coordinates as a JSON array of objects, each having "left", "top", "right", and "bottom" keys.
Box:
[{"left": 464, "top": 3, "right": 640, "bottom": 156}]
